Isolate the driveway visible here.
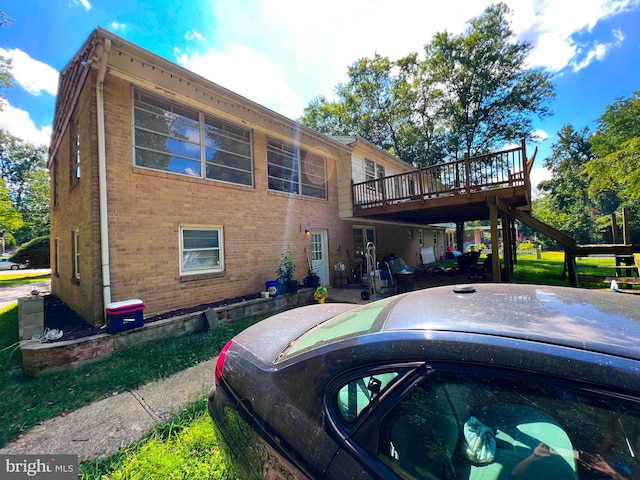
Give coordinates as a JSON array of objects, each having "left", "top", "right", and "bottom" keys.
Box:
[{"left": 0, "top": 269, "right": 51, "bottom": 311}]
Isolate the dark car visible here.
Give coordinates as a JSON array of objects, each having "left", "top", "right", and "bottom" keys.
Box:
[{"left": 208, "top": 284, "right": 640, "bottom": 480}]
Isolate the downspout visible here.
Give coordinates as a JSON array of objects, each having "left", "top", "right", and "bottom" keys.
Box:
[{"left": 96, "top": 38, "right": 112, "bottom": 315}]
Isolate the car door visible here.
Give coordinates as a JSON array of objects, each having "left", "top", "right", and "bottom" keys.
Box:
[{"left": 325, "top": 365, "right": 640, "bottom": 480}]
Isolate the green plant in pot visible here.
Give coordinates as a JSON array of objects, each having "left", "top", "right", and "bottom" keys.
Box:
[{"left": 277, "top": 249, "right": 297, "bottom": 294}]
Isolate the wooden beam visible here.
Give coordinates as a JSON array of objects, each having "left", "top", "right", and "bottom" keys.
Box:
[
  {"left": 502, "top": 212, "right": 512, "bottom": 282},
  {"left": 508, "top": 209, "right": 576, "bottom": 247},
  {"left": 623, "top": 207, "right": 631, "bottom": 245},
  {"left": 488, "top": 197, "right": 501, "bottom": 282}
]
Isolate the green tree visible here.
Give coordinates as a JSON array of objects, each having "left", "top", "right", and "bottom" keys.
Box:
[
  {"left": 535, "top": 125, "right": 600, "bottom": 244},
  {"left": 585, "top": 91, "right": 640, "bottom": 207},
  {"left": 0, "top": 130, "right": 49, "bottom": 243},
  {"left": 300, "top": 3, "right": 555, "bottom": 165},
  {"left": 0, "top": 177, "right": 23, "bottom": 236},
  {"left": 9, "top": 235, "right": 49, "bottom": 268},
  {"left": 0, "top": 11, "right": 14, "bottom": 110},
  {"left": 426, "top": 3, "right": 554, "bottom": 159},
  {"left": 301, "top": 54, "right": 428, "bottom": 164}
]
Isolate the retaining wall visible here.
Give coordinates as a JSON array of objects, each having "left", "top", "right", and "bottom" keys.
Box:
[{"left": 21, "top": 290, "right": 313, "bottom": 377}]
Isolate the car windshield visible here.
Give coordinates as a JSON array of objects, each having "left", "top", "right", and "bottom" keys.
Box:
[{"left": 276, "top": 296, "right": 395, "bottom": 362}]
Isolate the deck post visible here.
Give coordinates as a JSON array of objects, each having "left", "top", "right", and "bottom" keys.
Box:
[
  {"left": 502, "top": 212, "right": 512, "bottom": 282},
  {"left": 464, "top": 153, "right": 471, "bottom": 198},
  {"left": 612, "top": 213, "right": 619, "bottom": 243},
  {"left": 623, "top": 207, "right": 631, "bottom": 245},
  {"left": 488, "top": 197, "right": 501, "bottom": 282}
]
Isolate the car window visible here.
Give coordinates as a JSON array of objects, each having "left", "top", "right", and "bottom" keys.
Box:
[
  {"left": 378, "top": 371, "right": 640, "bottom": 480},
  {"left": 335, "top": 372, "right": 400, "bottom": 427},
  {"left": 276, "top": 296, "right": 396, "bottom": 362}
]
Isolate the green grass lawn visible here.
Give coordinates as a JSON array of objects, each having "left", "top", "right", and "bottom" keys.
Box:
[
  {"left": 0, "top": 308, "right": 270, "bottom": 449},
  {"left": 0, "top": 272, "right": 51, "bottom": 288},
  {"left": 79, "top": 400, "right": 235, "bottom": 479}
]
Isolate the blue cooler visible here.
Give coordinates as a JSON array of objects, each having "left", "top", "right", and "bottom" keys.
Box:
[{"left": 106, "top": 299, "right": 145, "bottom": 334}]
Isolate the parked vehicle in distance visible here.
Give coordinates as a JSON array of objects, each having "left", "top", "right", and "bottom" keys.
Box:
[
  {"left": 208, "top": 283, "right": 640, "bottom": 480},
  {"left": 0, "top": 258, "right": 27, "bottom": 270}
]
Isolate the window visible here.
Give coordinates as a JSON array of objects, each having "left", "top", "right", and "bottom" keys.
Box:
[
  {"left": 52, "top": 160, "right": 59, "bottom": 206},
  {"left": 180, "top": 226, "right": 224, "bottom": 275},
  {"left": 334, "top": 372, "right": 401, "bottom": 428},
  {"left": 54, "top": 237, "right": 59, "bottom": 277},
  {"left": 72, "top": 230, "right": 80, "bottom": 280},
  {"left": 378, "top": 370, "right": 640, "bottom": 480},
  {"left": 267, "top": 138, "right": 327, "bottom": 199},
  {"left": 275, "top": 297, "right": 394, "bottom": 362},
  {"left": 70, "top": 118, "right": 80, "bottom": 186},
  {"left": 352, "top": 226, "right": 375, "bottom": 258},
  {"left": 133, "top": 90, "right": 253, "bottom": 186},
  {"left": 364, "top": 158, "right": 385, "bottom": 193}
]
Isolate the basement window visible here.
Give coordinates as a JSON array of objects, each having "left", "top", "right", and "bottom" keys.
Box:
[{"left": 180, "top": 226, "right": 224, "bottom": 275}]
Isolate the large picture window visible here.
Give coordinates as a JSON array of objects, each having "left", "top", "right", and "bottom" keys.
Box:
[
  {"left": 267, "top": 138, "right": 327, "bottom": 199},
  {"left": 180, "top": 226, "right": 224, "bottom": 275},
  {"left": 133, "top": 90, "right": 253, "bottom": 186}
]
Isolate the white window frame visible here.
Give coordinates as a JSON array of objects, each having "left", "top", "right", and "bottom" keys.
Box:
[
  {"left": 70, "top": 118, "right": 81, "bottom": 185},
  {"left": 266, "top": 137, "right": 328, "bottom": 199},
  {"left": 179, "top": 226, "right": 224, "bottom": 275},
  {"left": 72, "top": 230, "right": 80, "bottom": 279},
  {"left": 133, "top": 89, "right": 254, "bottom": 187},
  {"left": 364, "top": 158, "right": 385, "bottom": 193}
]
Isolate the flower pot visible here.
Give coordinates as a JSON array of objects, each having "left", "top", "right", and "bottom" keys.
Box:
[
  {"left": 278, "top": 281, "right": 287, "bottom": 296},
  {"left": 304, "top": 276, "right": 319, "bottom": 288},
  {"left": 286, "top": 280, "right": 298, "bottom": 294},
  {"left": 265, "top": 280, "right": 278, "bottom": 297}
]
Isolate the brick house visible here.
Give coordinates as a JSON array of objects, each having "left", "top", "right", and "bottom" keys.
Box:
[{"left": 48, "top": 28, "right": 445, "bottom": 327}]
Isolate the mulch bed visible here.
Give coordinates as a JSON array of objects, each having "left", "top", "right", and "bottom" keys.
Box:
[
  {"left": 42, "top": 271, "right": 466, "bottom": 343},
  {"left": 42, "top": 292, "right": 264, "bottom": 342}
]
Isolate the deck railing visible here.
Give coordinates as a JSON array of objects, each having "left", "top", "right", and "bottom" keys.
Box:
[{"left": 353, "top": 142, "right": 529, "bottom": 210}]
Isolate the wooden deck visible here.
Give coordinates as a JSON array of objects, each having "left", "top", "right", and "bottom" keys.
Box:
[{"left": 351, "top": 142, "right": 533, "bottom": 224}]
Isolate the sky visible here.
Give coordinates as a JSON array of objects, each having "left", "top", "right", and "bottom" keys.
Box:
[{"left": 1, "top": 0, "right": 640, "bottom": 189}]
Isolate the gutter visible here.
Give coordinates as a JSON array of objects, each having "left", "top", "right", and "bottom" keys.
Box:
[{"left": 96, "top": 38, "right": 112, "bottom": 315}]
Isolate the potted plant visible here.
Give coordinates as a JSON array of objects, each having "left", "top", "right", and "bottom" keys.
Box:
[{"left": 277, "top": 249, "right": 297, "bottom": 294}]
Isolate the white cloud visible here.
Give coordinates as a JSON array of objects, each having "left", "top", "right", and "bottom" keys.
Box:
[
  {"left": 189, "top": 0, "right": 639, "bottom": 119},
  {"left": 530, "top": 166, "right": 553, "bottom": 196},
  {"left": 531, "top": 130, "right": 549, "bottom": 142},
  {"left": 185, "top": 30, "right": 206, "bottom": 43},
  {"left": 111, "top": 22, "right": 125, "bottom": 31},
  {"left": 176, "top": 43, "right": 304, "bottom": 119},
  {"left": 570, "top": 29, "right": 624, "bottom": 72},
  {"left": 0, "top": 102, "right": 51, "bottom": 146},
  {"left": 0, "top": 48, "right": 58, "bottom": 96},
  {"left": 74, "top": 0, "right": 91, "bottom": 10},
  {"left": 511, "top": 0, "right": 638, "bottom": 72}
]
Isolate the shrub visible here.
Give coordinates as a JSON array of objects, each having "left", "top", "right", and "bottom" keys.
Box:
[
  {"left": 518, "top": 241, "right": 536, "bottom": 251},
  {"left": 10, "top": 236, "right": 50, "bottom": 268}
]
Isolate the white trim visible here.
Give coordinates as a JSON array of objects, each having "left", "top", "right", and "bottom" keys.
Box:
[
  {"left": 73, "top": 230, "right": 80, "bottom": 279},
  {"left": 179, "top": 225, "right": 225, "bottom": 275}
]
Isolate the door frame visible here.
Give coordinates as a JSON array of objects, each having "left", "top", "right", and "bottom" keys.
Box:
[{"left": 311, "top": 229, "right": 329, "bottom": 286}]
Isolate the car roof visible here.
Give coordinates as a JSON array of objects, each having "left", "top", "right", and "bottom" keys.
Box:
[{"left": 386, "top": 283, "right": 640, "bottom": 361}]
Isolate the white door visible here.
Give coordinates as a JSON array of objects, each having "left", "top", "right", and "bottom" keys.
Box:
[{"left": 311, "top": 230, "right": 329, "bottom": 286}]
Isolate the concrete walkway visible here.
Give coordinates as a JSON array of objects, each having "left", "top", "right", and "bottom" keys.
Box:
[
  {"left": 0, "top": 286, "right": 370, "bottom": 461},
  {"left": 0, "top": 359, "right": 216, "bottom": 461}
]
